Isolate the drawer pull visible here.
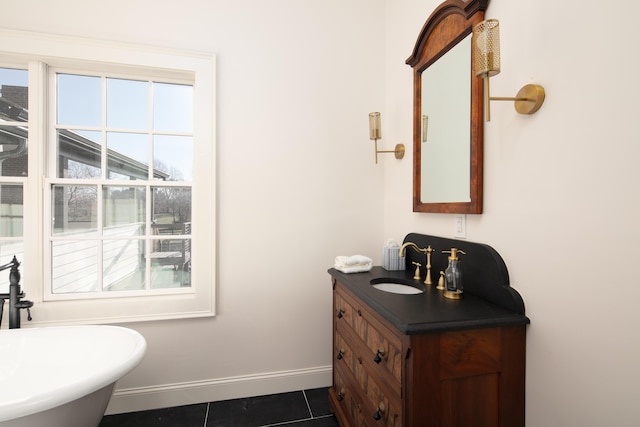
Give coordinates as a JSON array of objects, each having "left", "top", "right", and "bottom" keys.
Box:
[
  {"left": 337, "top": 349, "right": 345, "bottom": 360},
  {"left": 337, "top": 388, "right": 345, "bottom": 401},
  {"left": 374, "top": 348, "right": 386, "bottom": 364},
  {"left": 373, "top": 402, "right": 386, "bottom": 421},
  {"left": 337, "top": 309, "right": 345, "bottom": 319}
]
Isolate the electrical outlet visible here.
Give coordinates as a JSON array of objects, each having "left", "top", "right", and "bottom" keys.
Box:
[{"left": 454, "top": 214, "right": 466, "bottom": 239}]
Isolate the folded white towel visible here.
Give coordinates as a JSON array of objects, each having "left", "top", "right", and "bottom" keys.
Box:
[
  {"left": 334, "top": 255, "right": 373, "bottom": 274},
  {"left": 334, "top": 255, "right": 373, "bottom": 267},
  {"left": 335, "top": 262, "right": 373, "bottom": 274}
]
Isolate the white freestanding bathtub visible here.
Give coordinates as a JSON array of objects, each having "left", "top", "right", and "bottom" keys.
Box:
[{"left": 0, "top": 325, "right": 146, "bottom": 427}]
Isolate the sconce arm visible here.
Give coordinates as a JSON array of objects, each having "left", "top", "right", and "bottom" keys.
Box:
[
  {"left": 483, "top": 79, "right": 545, "bottom": 121},
  {"left": 372, "top": 139, "right": 405, "bottom": 164}
]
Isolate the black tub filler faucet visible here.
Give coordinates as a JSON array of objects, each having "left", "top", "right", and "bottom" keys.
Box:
[{"left": 0, "top": 256, "right": 33, "bottom": 329}]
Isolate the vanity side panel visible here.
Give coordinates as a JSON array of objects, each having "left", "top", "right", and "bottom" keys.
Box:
[
  {"left": 437, "top": 326, "right": 525, "bottom": 427},
  {"left": 499, "top": 325, "right": 526, "bottom": 427},
  {"left": 439, "top": 327, "right": 502, "bottom": 379},
  {"left": 404, "top": 333, "right": 442, "bottom": 427},
  {"left": 440, "top": 373, "right": 500, "bottom": 426}
]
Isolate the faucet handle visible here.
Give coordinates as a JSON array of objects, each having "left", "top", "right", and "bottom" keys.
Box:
[
  {"left": 15, "top": 300, "right": 33, "bottom": 322},
  {"left": 411, "top": 262, "right": 422, "bottom": 280},
  {"left": 437, "top": 271, "right": 446, "bottom": 290},
  {"left": 15, "top": 300, "right": 33, "bottom": 309}
]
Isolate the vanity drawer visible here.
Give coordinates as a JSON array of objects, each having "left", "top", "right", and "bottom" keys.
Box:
[
  {"left": 333, "top": 353, "right": 402, "bottom": 427},
  {"left": 332, "top": 367, "right": 368, "bottom": 427},
  {"left": 335, "top": 330, "right": 356, "bottom": 374},
  {"left": 331, "top": 368, "right": 353, "bottom": 424},
  {"left": 335, "top": 284, "right": 403, "bottom": 386},
  {"left": 353, "top": 358, "right": 402, "bottom": 427}
]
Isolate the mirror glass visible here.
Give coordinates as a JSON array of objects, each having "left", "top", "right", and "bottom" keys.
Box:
[
  {"left": 406, "top": 0, "right": 487, "bottom": 214},
  {"left": 421, "top": 34, "right": 471, "bottom": 203}
]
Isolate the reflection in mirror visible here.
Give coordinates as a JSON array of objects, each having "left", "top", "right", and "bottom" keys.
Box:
[
  {"left": 406, "top": 0, "right": 488, "bottom": 214},
  {"left": 421, "top": 34, "right": 471, "bottom": 203}
]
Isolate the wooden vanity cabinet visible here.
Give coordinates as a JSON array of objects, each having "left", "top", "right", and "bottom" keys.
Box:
[{"left": 329, "top": 280, "right": 526, "bottom": 427}]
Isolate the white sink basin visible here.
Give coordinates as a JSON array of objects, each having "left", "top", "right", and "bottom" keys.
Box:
[{"left": 371, "top": 282, "right": 424, "bottom": 295}]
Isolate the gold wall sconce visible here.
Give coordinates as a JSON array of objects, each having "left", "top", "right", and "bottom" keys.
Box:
[
  {"left": 473, "top": 19, "right": 545, "bottom": 121},
  {"left": 368, "top": 112, "right": 405, "bottom": 164}
]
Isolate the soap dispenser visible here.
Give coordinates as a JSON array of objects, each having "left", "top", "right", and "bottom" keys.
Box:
[{"left": 442, "top": 248, "right": 466, "bottom": 300}]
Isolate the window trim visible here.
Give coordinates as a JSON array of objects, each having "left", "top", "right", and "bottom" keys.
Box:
[{"left": 0, "top": 29, "right": 216, "bottom": 324}]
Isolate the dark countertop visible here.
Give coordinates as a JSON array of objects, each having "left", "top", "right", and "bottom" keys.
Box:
[{"left": 329, "top": 265, "right": 530, "bottom": 335}]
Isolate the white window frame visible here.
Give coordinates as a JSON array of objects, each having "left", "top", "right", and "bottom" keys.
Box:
[{"left": 0, "top": 29, "right": 216, "bottom": 324}]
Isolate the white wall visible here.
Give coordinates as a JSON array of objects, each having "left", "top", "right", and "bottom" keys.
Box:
[
  {"left": 4, "top": 0, "right": 387, "bottom": 413},
  {"left": 385, "top": 1, "right": 640, "bottom": 426},
  {"left": 5, "top": 0, "right": 640, "bottom": 425}
]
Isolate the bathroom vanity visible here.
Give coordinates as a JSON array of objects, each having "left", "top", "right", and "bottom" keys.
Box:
[{"left": 328, "top": 234, "right": 529, "bottom": 427}]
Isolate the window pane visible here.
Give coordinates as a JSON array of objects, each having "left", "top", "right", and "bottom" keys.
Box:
[
  {"left": 0, "top": 126, "right": 28, "bottom": 177},
  {"left": 57, "top": 130, "right": 102, "bottom": 179},
  {"left": 152, "top": 187, "right": 191, "bottom": 229},
  {"left": 0, "top": 68, "right": 29, "bottom": 178},
  {"left": 150, "top": 186, "right": 191, "bottom": 289},
  {"left": 0, "top": 184, "right": 23, "bottom": 237},
  {"left": 107, "top": 132, "right": 149, "bottom": 179},
  {"left": 154, "top": 135, "right": 192, "bottom": 181},
  {"left": 52, "top": 240, "right": 98, "bottom": 293},
  {"left": 52, "top": 184, "right": 98, "bottom": 235},
  {"left": 103, "top": 239, "right": 145, "bottom": 291},
  {"left": 103, "top": 186, "right": 145, "bottom": 233},
  {"left": 0, "top": 67, "right": 28, "bottom": 113},
  {"left": 153, "top": 82, "right": 193, "bottom": 133},
  {"left": 150, "top": 238, "right": 190, "bottom": 289},
  {"left": 107, "top": 78, "right": 149, "bottom": 130},
  {"left": 57, "top": 74, "right": 101, "bottom": 127}
]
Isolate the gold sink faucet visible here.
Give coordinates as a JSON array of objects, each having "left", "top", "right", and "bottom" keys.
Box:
[{"left": 399, "top": 242, "right": 435, "bottom": 285}]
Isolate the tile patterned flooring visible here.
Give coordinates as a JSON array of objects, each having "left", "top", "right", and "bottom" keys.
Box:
[{"left": 99, "top": 388, "right": 339, "bottom": 427}]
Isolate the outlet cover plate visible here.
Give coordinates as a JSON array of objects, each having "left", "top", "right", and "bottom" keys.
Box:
[{"left": 454, "top": 214, "right": 466, "bottom": 239}]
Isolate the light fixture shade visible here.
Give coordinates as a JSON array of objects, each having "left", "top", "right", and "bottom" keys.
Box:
[
  {"left": 473, "top": 19, "right": 501, "bottom": 78},
  {"left": 369, "top": 112, "right": 381, "bottom": 140}
]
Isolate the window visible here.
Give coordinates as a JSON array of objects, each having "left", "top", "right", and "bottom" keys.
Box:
[
  {"left": 49, "top": 73, "right": 194, "bottom": 296},
  {"left": 0, "top": 30, "right": 215, "bottom": 323}
]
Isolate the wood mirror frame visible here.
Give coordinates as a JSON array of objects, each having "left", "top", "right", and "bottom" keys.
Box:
[{"left": 406, "top": 0, "right": 489, "bottom": 213}]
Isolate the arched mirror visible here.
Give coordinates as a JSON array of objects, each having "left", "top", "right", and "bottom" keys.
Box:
[{"left": 406, "top": 0, "right": 489, "bottom": 213}]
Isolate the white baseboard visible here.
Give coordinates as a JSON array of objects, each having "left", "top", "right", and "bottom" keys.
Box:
[{"left": 105, "top": 365, "right": 333, "bottom": 415}]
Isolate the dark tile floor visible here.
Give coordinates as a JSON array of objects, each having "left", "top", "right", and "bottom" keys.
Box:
[{"left": 100, "top": 387, "right": 339, "bottom": 427}]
